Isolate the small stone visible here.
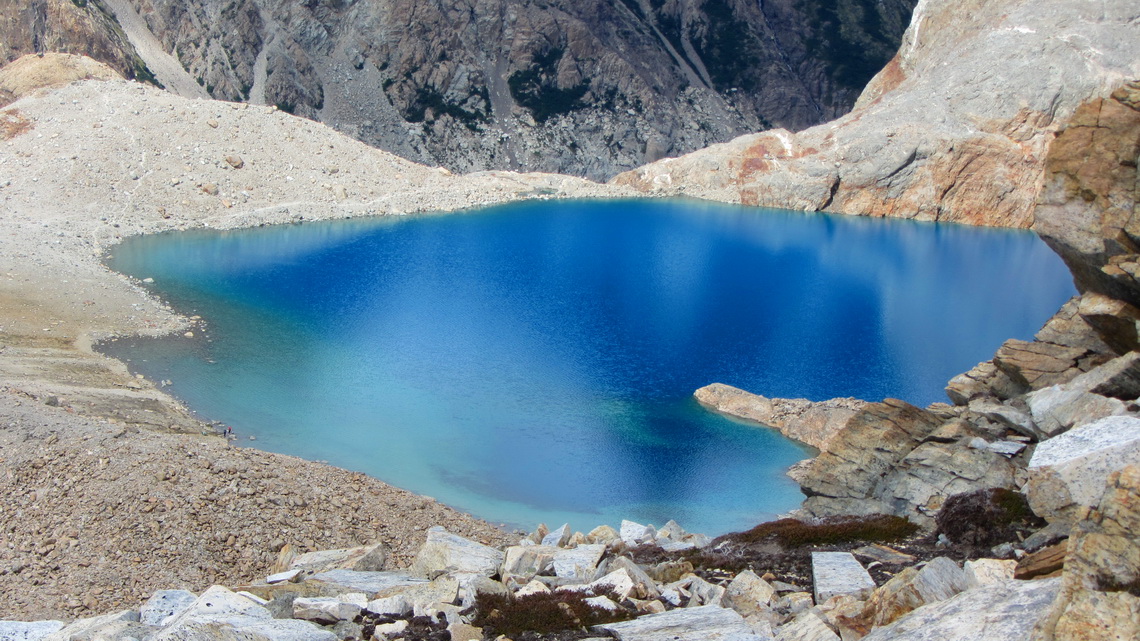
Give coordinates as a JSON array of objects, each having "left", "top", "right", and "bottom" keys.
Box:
[{"left": 225, "top": 155, "right": 244, "bottom": 169}]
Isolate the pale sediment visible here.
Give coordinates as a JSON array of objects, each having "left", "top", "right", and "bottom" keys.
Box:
[{"left": 0, "top": 69, "right": 630, "bottom": 620}]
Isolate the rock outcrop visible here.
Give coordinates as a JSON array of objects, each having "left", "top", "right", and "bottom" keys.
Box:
[
  {"left": 694, "top": 383, "right": 867, "bottom": 452},
  {"left": 612, "top": 0, "right": 1139, "bottom": 228},
  {"left": 0, "top": 0, "right": 917, "bottom": 180},
  {"left": 1035, "top": 464, "right": 1140, "bottom": 641}
]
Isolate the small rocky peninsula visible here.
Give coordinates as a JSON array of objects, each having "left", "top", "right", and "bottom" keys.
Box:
[{"left": 1, "top": 0, "right": 1139, "bottom": 638}]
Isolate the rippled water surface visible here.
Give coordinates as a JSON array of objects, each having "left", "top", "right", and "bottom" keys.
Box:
[{"left": 103, "top": 199, "right": 1075, "bottom": 534}]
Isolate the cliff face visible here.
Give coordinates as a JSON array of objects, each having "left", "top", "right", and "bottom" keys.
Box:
[
  {"left": 0, "top": 0, "right": 156, "bottom": 85},
  {"left": 613, "top": 0, "right": 1140, "bottom": 228},
  {"left": 0, "top": 0, "right": 915, "bottom": 180}
]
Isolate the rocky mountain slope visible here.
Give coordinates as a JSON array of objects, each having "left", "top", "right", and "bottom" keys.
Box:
[
  {"left": 0, "top": 0, "right": 916, "bottom": 179},
  {"left": 613, "top": 0, "right": 1139, "bottom": 228}
]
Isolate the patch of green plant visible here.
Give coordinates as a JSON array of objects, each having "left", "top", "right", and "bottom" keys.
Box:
[
  {"left": 472, "top": 589, "right": 632, "bottom": 637},
  {"left": 71, "top": 0, "right": 88, "bottom": 8},
  {"left": 797, "top": 0, "right": 909, "bottom": 91},
  {"left": 935, "top": 488, "right": 1044, "bottom": 547},
  {"left": 730, "top": 515, "right": 920, "bottom": 547}
]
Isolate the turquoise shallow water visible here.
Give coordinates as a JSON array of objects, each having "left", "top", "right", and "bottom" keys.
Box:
[{"left": 102, "top": 199, "right": 1075, "bottom": 534}]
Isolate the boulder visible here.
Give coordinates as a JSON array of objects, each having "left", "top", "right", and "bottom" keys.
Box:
[
  {"left": 500, "top": 545, "right": 558, "bottom": 583},
  {"left": 41, "top": 610, "right": 147, "bottom": 641},
  {"left": 875, "top": 439, "right": 1019, "bottom": 524},
  {"left": 140, "top": 590, "right": 198, "bottom": 626},
  {"left": 694, "top": 383, "right": 866, "bottom": 451},
  {"left": 594, "top": 604, "right": 762, "bottom": 641},
  {"left": 608, "top": 557, "right": 662, "bottom": 599},
  {"left": 773, "top": 610, "right": 840, "bottom": 641},
  {"left": 620, "top": 520, "right": 656, "bottom": 546},
  {"left": 993, "top": 340, "right": 1088, "bottom": 391},
  {"left": 409, "top": 526, "right": 504, "bottom": 578},
  {"left": 682, "top": 575, "right": 725, "bottom": 607},
  {"left": 587, "top": 525, "right": 620, "bottom": 544},
  {"left": 457, "top": 575, "right": 509, "bottom": 609},
  {"left": 797, "top": 400, "right": 943, "bottom": 509},
  {"left": 365, "top": 594, "right": 413, "bottom": 617},
  {"left": 1035, "top": 464, "right": 1140, "bottom": 641},
  {"left": 552, "top": 544, "right": 606, "bottom": 580},
  {"left": 858, "top": 577, "right": 1061, "bottom": 641},
  {"left": 1026, "top": 416, "right": 1140, "bottom": 526},
  {"left": 1066, "top": 351, "right": 1140, "bottom": 399},
  {"left": 150, "top": 586, "right": 337, "bottom": 641},
  {"left": 946, "top": 361, "right": 1024, "bottom": 405},
  {"left": 0, "top": 621, "right": 65, "bottom": 641},
  {"left": 963, "top": 559, "right": 1017, "bottom": 587},
  {"left": 812, "top": 552, "right": 876, "bottom": 603},
  {"left": 541, "top": 523, "right": 571, "bottom": 547},
  {"left": 724, "top": 570, "right": 777, "bottom": 617},
  {"left": 840, "top": 557, "right": 969, "bottom": 632},
  {"left": 306, "top": 570, "right": 426, "bottom": 596},
  {"left": 278, "top": 542, "right": 387, "bottom": 574},
  {"left": 292, "top": 596, "right": 364, "bottom": 624},
  {"left": 1077, "top": 294, "right": 1140, "bottom": 355},
  {"left": 1025, "top": 385, "right": 1127, "bottom": 438}
]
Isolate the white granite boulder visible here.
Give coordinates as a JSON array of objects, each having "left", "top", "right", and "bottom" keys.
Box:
[
  {"left": 292, "top": 596, "right": 365, "bottom": 624},
  {"left": 140, "top": 590, "right": 198, "bottom": 626},
  {"left": 307, "top": 570, "right": 426, "bottom": 596},
  {"left": 1026, "top": 415, "right": 1140, "bottom": 526},
  {"left": 409, "top": 526, "right": 504, "bottom": 578},
  {"left": 150, "top": 586, "right": 336, "bottom": 641},
  {"left": 541, "top": 523, "right": 571, "bottom": 547},
  {"left": 500, "top": 545, "right": 558, "bottom": 583},
  {"left": 552, "top": 544, "right": 606, "bottom": 580},
  {"left": 724, "top": 570, "right": 777, "bottom": 617},
  {"left": 594, "top": 604, "right": 762, "bottom": 641},
  {"left": 858, "top": 577, "right": 1060, "bottom": 641},
  {"left": 774, "top": 610, "right": 840, "bottom": 641},
  {"left": 1025, "top": 385, "right": 1127, "bottom": 438},
  {"left": 0, "top": 621, "right": 65, "bottom": 641},
  {"left": 620, "top": 520, "right": 657, "bottom": 547}
]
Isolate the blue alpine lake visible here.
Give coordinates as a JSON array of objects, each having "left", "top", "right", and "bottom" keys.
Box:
[{"left": 102, "top": 199, "right": 1075, "bottom": 535}]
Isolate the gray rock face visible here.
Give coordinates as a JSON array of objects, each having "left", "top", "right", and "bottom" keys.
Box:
[
  {"left": 1026, "top": 415, "right": 1140, "bottom": 526},
  {"left": 2, "top": 0, "right": 916, "bottom": 180},
  {"left": 613, "top": 0, "right": 1139, "bottom": 229},
  {"left": 593, "top": 604, "right": 761, "bottom": 641},
  {"left": 858, "top": 577, "right": 1061, "bottom": 641},
  {"left": 150, "top": 585, "right": 337, "bottom": 641},
  {"left": 811, "top": 552, "right": 876, "bottom": 603}
]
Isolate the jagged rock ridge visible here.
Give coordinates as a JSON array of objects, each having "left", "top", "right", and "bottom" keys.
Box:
[
  {"left": 0, "top": 0, "right": 917, "bottom": 179},
  {"left": 613, "top": 0, "right": 1139, "bottom": 228}
]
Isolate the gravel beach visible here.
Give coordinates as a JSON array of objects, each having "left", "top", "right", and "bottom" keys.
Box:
[{"left": 0, "top": 72, "right": 630, "bottom": 620}]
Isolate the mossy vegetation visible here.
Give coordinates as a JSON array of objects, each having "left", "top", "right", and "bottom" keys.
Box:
[
  {"left": 471, "top": 589, "right": 633, "bottom": 637},
  {"left": 727, "top": 515, "right": 921, "bottom": 547},
  {"left": 935, "top": 488, "right": 1045, "bottom": 547},
  {"left": 687, "top": 0, "right": 764, "bottom": 91}
]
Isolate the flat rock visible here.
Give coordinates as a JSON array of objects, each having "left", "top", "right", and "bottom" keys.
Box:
[
  {"left": 292, "top": 597, "right": 363, "bottom": 624},
  {"left": 858, "top": 577, "right": 1061, "bottom": 641},
  {"left": 409, "top": 526, "right": 504, "bottom": 578},
  {"left": 140, "top": 589, "right": 198, "bottom": 626},
  {"left": 1026, "top": 415, "right": 1140, "bottom": 525},
  {"left": 812, "top": 552, "right": 876, "bottom": 603},
  {"left": 284, "top": 542, "right": 387, "bottom": 574},
  {"left": 593, "top": 604, "right": 761, "bottom": 641},
  {"left": 0, "top": 621, "right": 65, "bottom": 641},
  {"left": 306, "top": 570, "right": 427, "bottom": 596}
]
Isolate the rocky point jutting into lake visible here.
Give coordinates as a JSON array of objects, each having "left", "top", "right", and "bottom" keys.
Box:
[{"left": 1, "top": 0, "right": 1139, "bottom": 639}]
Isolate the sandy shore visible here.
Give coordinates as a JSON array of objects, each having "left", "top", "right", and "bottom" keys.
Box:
[{"left": 0, "top": 76, "right": 633, "bottom": 619}]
